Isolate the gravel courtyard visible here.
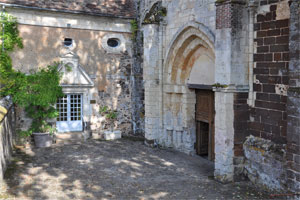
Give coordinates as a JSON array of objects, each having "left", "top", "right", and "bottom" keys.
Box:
[{"left": 1, "top": 138, "right": 275, "bottom": 199}]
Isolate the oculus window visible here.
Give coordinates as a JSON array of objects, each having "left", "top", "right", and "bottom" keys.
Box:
[{"left": 64, "top": 38, "right": 73, "bottom": 47}]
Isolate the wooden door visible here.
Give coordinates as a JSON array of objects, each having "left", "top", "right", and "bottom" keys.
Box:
[{"left": 195, "top": 90, "right": 215, "bottom": 161}]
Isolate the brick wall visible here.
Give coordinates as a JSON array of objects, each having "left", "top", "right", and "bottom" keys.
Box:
[
  {"left": 250, "top": 2, "right": 289, "bottom": 144},
  {"left": 233, "top": 92, "right": 249, "bottom": 181},
  {"left": 216, "top": 1, "right": 231, "bottom": 29}
]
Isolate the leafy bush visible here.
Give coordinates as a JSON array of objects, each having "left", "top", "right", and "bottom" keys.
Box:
[{"left": 17, "top": 64, "right": 64, "bottom": 136}]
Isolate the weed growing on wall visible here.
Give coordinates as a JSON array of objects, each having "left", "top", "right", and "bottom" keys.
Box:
[{"left": 130, "top": 19, "right": 138, "bottom": 41}]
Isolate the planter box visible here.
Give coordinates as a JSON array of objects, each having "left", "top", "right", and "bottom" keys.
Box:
[
  {"left": 103, "top": 130, "right": 121, "bottom": 140},
  {"left": 33, "top": 132, "right": 52, "bottom": 148}
]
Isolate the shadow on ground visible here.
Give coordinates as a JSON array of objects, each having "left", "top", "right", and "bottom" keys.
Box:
[{"left": 1, "top": 138, "right": 282, "bottom": 199}]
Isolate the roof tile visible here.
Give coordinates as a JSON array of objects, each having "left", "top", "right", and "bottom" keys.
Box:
[{"left": 0, "top": 0, "right": 136, "bottom": 18}]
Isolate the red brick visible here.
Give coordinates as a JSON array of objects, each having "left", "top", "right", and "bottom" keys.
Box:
[
  {"left": 282, "top": 53, "right": 289, "bottom": 61},
  {"left": 281, "top": 28, "right": 289, "bottom": 35},
  {"left": 269, "top": 94, "right": 281, "bottom": 102},
  {"left": 274, "top": 53, "right": 282, "bottom": 61},
  {"left": 253, "top": 68, "right": 269, "bottom": 74},
  {"left": 253, "top": 84, "right": 262, "bottom": 92},
  {"left": 262, "top": 123, "right": 272, "bottom": 133},
  {"left": 256, "top": 93, "right": 269, "bottom": 101},
  {"left": 262, "top": 84, "right": 275, "bottom": 93},
  {"left": 270, "top": 44, "right": 289, "bottom": 52},
  {"left": 261, "top": 21, "right": 276, "bottom": 30},
  {"left": 249, "top": 122, "right": 263, "bottom": 130},
  {"left": 255, "top": 38, "right": 264, "bottom": 46},
  {"left": 276, "top": 36, "right": 289, "bottom": 44},
  {"left": 254, "top": 23, "right": 261, "bottom": 31},
  {"left": 265, "top": 53, "right": 273, "bottom": 61},
  {"left": 269, "top": 110, "right": 283, "bottom": 121},
  {"left": 281, "top": 76, "right": 289, "bottom": 85},
  {"left": 267, "top": 76, "right": 282, "bottom": 84},
  {"left": 257, "top": 14, "right": 265, "bottom": 22},
  {"left": 254, "top": 54, "right": 265, "bottom": 61},
  {"left": 257, "top": 31, "right": 267, "bottom": 38},
  {"left": 267, "top": 29, "right": 281, "bottom": 36},
  {"left": 265, "top": 12, "right": 273, "bottom": 21},
  {"left": 256, "top": 62, "right": 286, "bottom": 68},
  {"left": 281, "top": 124, "right": 287, "bottom": 137},
  {"left": 276, "top": 19, "right": 289, "bottom": 28},
  {"left": 281, "top": 95, "right": 287, "bottom": 103},
  {"left": 256, "top": 100, "right": 286, "bottom": 111},
  {"left": 264, "top": 37, "right": 275, "bottom": 45},
  {"left": 257, "top": 46, "right": 269, "bottom": 53}
]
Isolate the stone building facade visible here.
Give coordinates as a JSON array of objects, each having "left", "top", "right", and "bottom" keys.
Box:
[
  {"left": 0, "top": 0, "right": 299, "bottom": 194},
  {"left": 139, "top": 0, "right": 299, "bottom": 193},
  {"left": 0, "top": 0, "right": 145, "bottom": 137}
]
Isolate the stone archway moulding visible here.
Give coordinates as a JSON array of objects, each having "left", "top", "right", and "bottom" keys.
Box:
[
  {"left": 164, "top": 21, "right": 215, "bottom": 61},
  {"left": 164, "top": 21, "right": 215, "bottom": 85}
]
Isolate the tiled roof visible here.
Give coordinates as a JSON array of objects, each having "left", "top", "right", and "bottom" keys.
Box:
[{"left": 0, "top": 0, "right": 136, "bottom": 18}]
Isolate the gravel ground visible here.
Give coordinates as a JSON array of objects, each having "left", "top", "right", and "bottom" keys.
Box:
[{"left": 0, "top": 138, "right": 281, "bottom": 200}]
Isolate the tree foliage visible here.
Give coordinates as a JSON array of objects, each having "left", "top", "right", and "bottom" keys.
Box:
[{"left": 0, "top": 12, "right": 64, "bottom": 136}]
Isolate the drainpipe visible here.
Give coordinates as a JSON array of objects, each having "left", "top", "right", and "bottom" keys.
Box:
[{"left": 247, "top": 1, "right": 257, "bottom": 107}]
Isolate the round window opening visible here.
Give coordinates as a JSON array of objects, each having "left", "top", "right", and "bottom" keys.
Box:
[{"left": 107, "top": 38, "right": 120, "bottom": 48}]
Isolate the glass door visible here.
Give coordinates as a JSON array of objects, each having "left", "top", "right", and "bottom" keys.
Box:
[{"left": 56, "top": 94, "right": 83, "bottom": 132}]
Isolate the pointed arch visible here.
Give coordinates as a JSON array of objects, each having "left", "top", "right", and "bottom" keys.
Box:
[{"left": 164, "top": 22, "right": 215, "bottom": 85}]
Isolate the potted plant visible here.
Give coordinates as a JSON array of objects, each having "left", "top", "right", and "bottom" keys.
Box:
[
  {"left": 12, "top": 64, "right": 64, "bottom": 147},
  {"left": 99, "top": 106, "right": 121, "bottom": 140},
  {"left": 0, "top": 13, "right": 63, "bottom": 147}
]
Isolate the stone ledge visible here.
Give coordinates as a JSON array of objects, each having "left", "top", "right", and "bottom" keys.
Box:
[{"left": 0, "top": 96, "right": 13, "bottom": 123}]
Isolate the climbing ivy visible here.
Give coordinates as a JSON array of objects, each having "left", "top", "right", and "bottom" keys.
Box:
[
  {"left": 0, "top": 12, "right": 23, "bottom": 91},
  {"left": 0, "top": 12, "right": 63, "bottom": 136}
]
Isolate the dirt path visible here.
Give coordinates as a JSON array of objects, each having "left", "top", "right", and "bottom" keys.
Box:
[{"left": 1, "top": 138, "right": 277, "bottom": 199}]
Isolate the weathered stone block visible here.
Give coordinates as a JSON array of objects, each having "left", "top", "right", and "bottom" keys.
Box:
[
  {"left": 243, "top": 135, "right": 287, "bottom": 192},
  {"left": 103, "top": 130, "right": 122, "bottom": 140}
]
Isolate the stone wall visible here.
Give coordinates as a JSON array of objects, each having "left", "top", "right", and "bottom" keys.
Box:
[
  {"left": 214, "top": 0, "right": 250, "bottom": 182},
  {"left": 142, "top": 0, "right": 217, "bottom": 152},
  {"left": 243, "top": 135, "right": 286, "bottom": 191},
  {"left": 0, "top": 97, "right": 15, "bottom": 180},
  {"left": 131, "top": 0, "right": 145, "bottom": 136},
  {"left": 6, "top": 7, "right": 137, "bottom": 136},
  {"left": 286, "top": 0, "right": 300, "bottom": 193}
]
